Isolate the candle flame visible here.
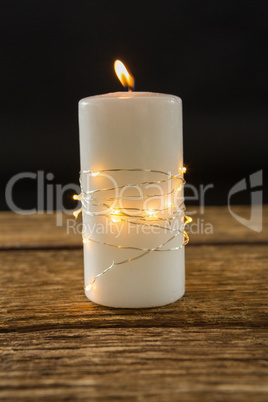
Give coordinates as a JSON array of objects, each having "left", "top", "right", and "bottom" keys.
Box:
[{"left": 114, "top": 60, "right": 135, "bottom": 91}]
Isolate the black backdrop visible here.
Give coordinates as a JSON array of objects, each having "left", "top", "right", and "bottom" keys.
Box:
[{"left": 1, "top": 0, "right": 267, "bottom": 210}]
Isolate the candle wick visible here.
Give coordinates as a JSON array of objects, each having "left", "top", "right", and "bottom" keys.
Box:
[{"left": 128, "top": 81, "right": 135, "bottom": 92}]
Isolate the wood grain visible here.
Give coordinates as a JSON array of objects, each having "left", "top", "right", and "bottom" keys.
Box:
[
  {"left": 0, "top": 205, "right": 267, "bottom": 249},
  {"left": 0, "top": 212, "right": 80, "bottom": 249},
  {"left": 1, "top": 244, "right": 268, "bottom": 400},
  {"left": 0, "top": 246, "right": 267, "bottom": 331},
  {"left": 1, "top": 328, "right": 268, "bottom": 401}
]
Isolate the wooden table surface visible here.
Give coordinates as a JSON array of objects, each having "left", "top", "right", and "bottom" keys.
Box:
[{"left": 0, "top": 206, "right": 268, "bottom": 401}]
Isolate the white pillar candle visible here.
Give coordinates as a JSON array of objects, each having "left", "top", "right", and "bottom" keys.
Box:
[{"left": 78, "top": 91, "right": 185, "bottom": 308}]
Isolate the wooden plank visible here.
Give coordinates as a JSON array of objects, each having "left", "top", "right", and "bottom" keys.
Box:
[
  {"left": 0, "top": 246, "right": 267, "bottom": 330},
  {"left": 0, "top": 245, "right": 267, "bottom": 400},
  {"left": 188, "top": 205, "right": 267, "bottom": 245},
  {"left": 0, "top": 206, "right": 267, "bottom": 249},
  {"left": 0, "top": 328, "right": 267, "bottom": 401},
  {"left": 0, "top": 212, "right": 81, "bottom": 249}
]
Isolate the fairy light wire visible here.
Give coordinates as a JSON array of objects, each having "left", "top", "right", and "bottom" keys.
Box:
[{"left": 74, "top": 168, "right": 190, "bottom": 291}]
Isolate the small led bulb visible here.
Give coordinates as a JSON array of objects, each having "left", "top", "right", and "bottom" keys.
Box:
[
  {"left": 145, "top": 209, "right": 158, "bottom": 220},
  {"left": 185, "top": 216, "right": 192, "bottom": 225},
  {"left": 73, "top": 208, "right": 81, "bottom": 219}
]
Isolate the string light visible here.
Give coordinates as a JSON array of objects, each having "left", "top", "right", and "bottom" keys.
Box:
[
  {"left": 185, "top": 216, "right": 193, "bottom": 225},
  {"left": 73, "top": 208, "right": 82, "bottom": 219},
  {"left": 145, "top": 209, "right": 158, "bottom": 220},
  {"left": 73, "top": 168, "right": 190, "bottom": 290}
]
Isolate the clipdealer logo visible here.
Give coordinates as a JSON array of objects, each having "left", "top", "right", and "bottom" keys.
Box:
[
  {"left": 4, "top": 170, "right": 264, "bottom": 233},
  {"left": 228, "top": 170, "right": 263, "bottom": 233}
]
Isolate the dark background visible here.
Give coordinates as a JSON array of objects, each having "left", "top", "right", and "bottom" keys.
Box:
[{"left": 1, "top": 0, "right": 267, "bottom": 211}]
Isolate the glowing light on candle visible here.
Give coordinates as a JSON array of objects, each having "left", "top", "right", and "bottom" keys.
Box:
[
  {"left": 183, "top": 231, "right": 189, "bottom": 244},
  {"left": 114, "top": 60, "right": 135, "bottom": 91},
  {"left": 73, "top": 208, "right": 82, "bottom": 219},
  {"left": 185, "top": 216, "right": 192, "bottom": 224},
  {"left": 111, "top": 217, "right": 121, "bottom": 223},
  {"left": 110, "top": 209, "right": 122, "bottom": 223},
  {"left": 167, "top": 202, "right": 174, "bottom": 208},
  {"left": 72, "top": 167, "right": 191, "bottom": 292},
  {"left": 145, "top": 209, "right": 158, "bottom": 221}
]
